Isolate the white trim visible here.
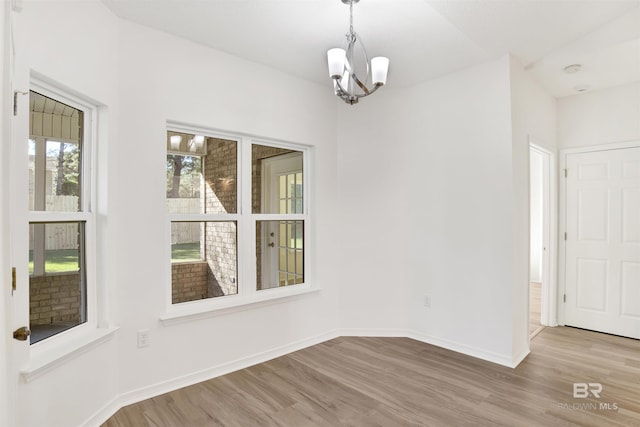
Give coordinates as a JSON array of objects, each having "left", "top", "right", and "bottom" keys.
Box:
[
  {"left": 557, "top": 139, "right": 640, "bottom": 327},
  {"left": 23, "top": 81, "right": 103, "bottom": 348},
  {"left": 80, "top": 327, "right": 532, "bottom": 426},
  {"left": 529, "top": 141, "right": 558, "bottom": 327},
  {"left": 407, "top": 330, "right": 519, "bottom": 368},
  {"left": 339, "top": 328, "right": 408, "bottom": 337},
  {"left": 560, "top": 139, "right": 640, "bottom": 155},
  {"left": 82, "top": 329, "right": 339, "bottom": 427},
  {"left": 168, "top": 213, "right": 240, "bottom": 222},
  {"left": 20, "top": 326, "right": 118, "bottom": 383},
  {"left": 164, "top": 124, "right": 313, "bottom": 314},
  {"left": 160, "top": 285, "right": 317, "bottom": 325}
]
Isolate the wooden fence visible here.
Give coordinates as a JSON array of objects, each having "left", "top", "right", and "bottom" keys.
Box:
[{"left": 32, "top": 197, "right": 201, "bottom": 249}]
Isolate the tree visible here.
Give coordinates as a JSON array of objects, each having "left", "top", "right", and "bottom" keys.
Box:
[
  {"left": 49, "top": 142, "right": 80, "bottom": 197},
  {"left": 167, "top": 155, "right": 183, "bottom": 198},
  {"left": 167, "top": 155, "right": 201, "bottom": 198}
]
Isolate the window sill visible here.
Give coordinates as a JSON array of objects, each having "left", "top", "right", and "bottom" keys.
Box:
[
  {"left": 21, "top": 326, "right": 119, "bottom": 383},
  {"left": 160, "top": 285, "right": 319, "bottom": 326}
]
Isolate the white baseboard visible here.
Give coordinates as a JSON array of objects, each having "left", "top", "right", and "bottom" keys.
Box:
[
  {"left": 82, "top": 396, "right": 120, "bottom": 427},
  {"left": 339, "top": 328, "right": 407, "bottom": 337},
  {"left": 407, "top": 330, "right": 517, "bottom": 368},
  {"left": 82, "top": 329, "right": 340, "bottom": 427},
  {"left": 512, "top": 347, "right": 531, "bottom": 368},
  {"left": 83, "top": 327, "right": 526, "bottom": 426}
]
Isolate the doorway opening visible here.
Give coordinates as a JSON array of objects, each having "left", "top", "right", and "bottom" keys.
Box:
[{"left": 529, "top": 142, "right": 557, "bottom": 340}]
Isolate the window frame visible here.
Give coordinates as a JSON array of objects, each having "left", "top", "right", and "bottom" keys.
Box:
[
  {"left": 163, "top": 123, "right": 314, "bottom": 321},
  {"left": 27, "top": 80, "right": 99, "bottom": 351}
]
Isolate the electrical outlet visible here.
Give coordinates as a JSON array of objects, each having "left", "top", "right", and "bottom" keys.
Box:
[
  {"left": 423, "top": 295, "right": 431, "bottom": 307},
  {"left": 137, "top": 329, "right": 150, "bottom": 348}
]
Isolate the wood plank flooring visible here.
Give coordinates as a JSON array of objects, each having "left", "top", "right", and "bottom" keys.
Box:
[{"left": 103, "top": 327, "right": 640, "bottom": 426}]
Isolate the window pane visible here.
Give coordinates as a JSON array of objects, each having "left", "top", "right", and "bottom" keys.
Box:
[
  {"left": 252, "top": 145, "right": 303, "bottom": 214},
  {"left": 166, "top": 154, "right": 202, "bottom": 213},
  {"left": 166, "top": 133, "right": 237, "bottom": 214},
  {"left": 256, "top": 220, "right": 304, "bottom": 290},
  {"left": 204, "top": 137, "right": 237, "bottom": 214},
  {"left": 171, "top": 221, "right": 237, "bottom": 304},
  {"left": 29, "top": 221, "right": 86, "bottom": 344},
  {"left": 29, "top": 91, "right": 83, "bottom": 212}
]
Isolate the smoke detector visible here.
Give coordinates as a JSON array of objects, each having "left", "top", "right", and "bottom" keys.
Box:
[{"left": 563, "top": 64, "right": 582, "bottom": 74}]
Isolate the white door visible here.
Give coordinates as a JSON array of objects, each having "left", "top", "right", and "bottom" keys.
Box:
[
  {"left": 261, "top": 152, "right": 303, "bottom": 289},
  {"left": 4, "top": 8, "right": 31, "bottom": 426},
  {"left": 564, "top": 146, "right": 640, "bottom": 339}
]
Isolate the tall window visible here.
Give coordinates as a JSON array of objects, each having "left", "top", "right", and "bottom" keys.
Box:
[
  {"left": 28, "top": 90, "right": 92, "bottom": 344},
  {"left": 166, "top": 128, "right": 308, "bottom": 306}
]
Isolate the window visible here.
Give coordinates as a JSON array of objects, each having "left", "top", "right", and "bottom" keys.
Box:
[
  {"left": 28, "top": 90, "right": 94, "bottom": 344},
  {"left": 166, "top": 128, "right": 309, "bottom": 308}
]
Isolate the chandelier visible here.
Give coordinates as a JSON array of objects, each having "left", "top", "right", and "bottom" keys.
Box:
[{"left": 327, "top": 0, "right": 389, "bottom": 105}]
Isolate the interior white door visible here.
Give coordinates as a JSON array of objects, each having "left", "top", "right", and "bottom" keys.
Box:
[{"left": 564, "top": 146, "right": 640, "bottom": 339}]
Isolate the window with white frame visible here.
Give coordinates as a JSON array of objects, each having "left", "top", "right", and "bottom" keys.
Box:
[
  {"left": 166, "top": 128, "right": 308, "bottom": 306},
  {"left": 28, "top": 90, "right": 94, "bottom": 344}
]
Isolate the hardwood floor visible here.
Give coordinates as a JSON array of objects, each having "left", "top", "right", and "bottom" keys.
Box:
[{"left": 103, "top": 327, "right": 640, "bottom": 426}]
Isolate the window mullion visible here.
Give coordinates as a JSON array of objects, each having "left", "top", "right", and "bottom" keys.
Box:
[{"left": 240, "top": 137, "right": 255, "bottom": 297}]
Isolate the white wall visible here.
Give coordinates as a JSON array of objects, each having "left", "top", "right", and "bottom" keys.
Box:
[
  {"left": 13, "top": 2, "right": 120, "bottom": 427},
  {"left": 114, "top": 19, "right": 340, "bottom": 398},
  {"left": 558, "top": 82, "right": 640, "bottom": 149},
  {"left": 8, "top": 1, "right": 564, "bottom": 425},
  {"left": 336, "top": 55, "right": 555, "bottom": 366},
  {"left": 11, "top": 2, "right": 340, "bottom": 427},
  {"left": 403, "top": 57, "right": 517, "bottom": 364},
  {"left": 336, "top": 93, "right": 410, "bottom": 333},
  {"left": 335, "top": 56, "right": 522, "bottom": 365},
  {"left": 508, "top": 56, "right": 556, "bottom": 360}
]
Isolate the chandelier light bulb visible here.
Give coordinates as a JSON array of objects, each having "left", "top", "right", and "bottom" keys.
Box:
[
  {"left": 371, "top": 57, "right": 389, "bottom": 85},
  {"left": 327, "top": 48, "right": 346, "bottom": 79}
]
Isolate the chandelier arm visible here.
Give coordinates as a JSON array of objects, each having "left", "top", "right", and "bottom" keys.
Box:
[
  {"left": 351, "top": 72, "right": 370, "bottom": 95},
  {"left": 353, "top": 82, "right": 382, "bottom": 100},
  {"left": 333, "top": 76, "right": 350, "bottom": 98},
  {"left": 333, "top": 76, "right": 383, "bottom": 104}
]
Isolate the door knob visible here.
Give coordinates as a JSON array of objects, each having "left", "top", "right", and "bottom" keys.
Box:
[
  {"left": 13, "top": 326, "right": 31, "bottom": 341},
  {"left": 268, "top": 242, "right": 275, "bottom": 247}
]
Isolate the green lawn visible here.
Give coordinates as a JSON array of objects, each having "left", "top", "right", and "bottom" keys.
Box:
[
  {"left": 28, "top": 243, "right": 202, "bottom": 272},
  {"left": 29, "top": 249, "right": 80, "bottom": 274},
  {"left": 171, "top": 242, "right": 201, "bottom": 262}
]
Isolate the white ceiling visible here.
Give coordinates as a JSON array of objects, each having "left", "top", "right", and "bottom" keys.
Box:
[{"left": 103, "top": 0, "right": 640, "bottom": 98}]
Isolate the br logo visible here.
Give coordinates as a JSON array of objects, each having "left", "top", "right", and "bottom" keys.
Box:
[{"left": 573, "top": 383, "right": 603, "bottom": 398}]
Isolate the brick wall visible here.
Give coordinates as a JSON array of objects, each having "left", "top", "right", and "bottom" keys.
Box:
[
  {"left": 172, "top": 262, "right": 209, "bottom": 304},
  {"left": 203, "top": 138, "right": 239, "bottom": 297},
  {"left": 29, "top": 272, "right": 82, "bottom": 326},
  {"left": 205, "top": 138, "right": 237, "bottom": 214}
]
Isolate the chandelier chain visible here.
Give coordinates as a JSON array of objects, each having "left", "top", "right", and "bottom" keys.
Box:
[{"left": 349, "top": 1, "right": 354, "bottom": 35}]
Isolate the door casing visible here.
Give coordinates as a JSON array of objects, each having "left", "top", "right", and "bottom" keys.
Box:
[{"left": 530, "top": 140, "right": 558, "bottom": 331}]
